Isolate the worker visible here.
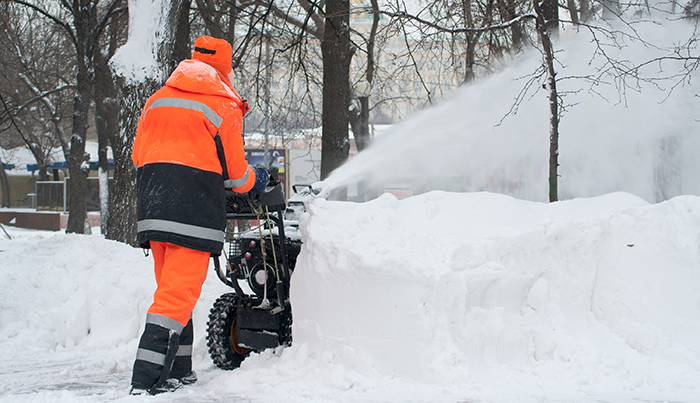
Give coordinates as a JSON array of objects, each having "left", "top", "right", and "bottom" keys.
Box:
[{"left": 129, "top": 35, "right": 269, "bottom": 395}]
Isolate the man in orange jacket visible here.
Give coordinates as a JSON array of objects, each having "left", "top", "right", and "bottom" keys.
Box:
[{"left": 130, "top": 36, "right": 269, "bottom": 395}]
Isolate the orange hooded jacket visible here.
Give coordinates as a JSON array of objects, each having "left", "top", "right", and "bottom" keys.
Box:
[
  {"left": 132, "top": 38, "right": 253, "bottom": 254},
  {"left": 132, "top": 62, "right": 253, "bottom": 192}
]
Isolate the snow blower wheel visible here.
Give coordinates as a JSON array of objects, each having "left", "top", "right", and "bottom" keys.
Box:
[{"left": 206, "top": 293, "right": 250, "bottom": 370}]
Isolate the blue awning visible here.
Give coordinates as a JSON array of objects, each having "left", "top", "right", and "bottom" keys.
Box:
[{"left": 26, "top": 160, "right": 113, "bottom": 172}]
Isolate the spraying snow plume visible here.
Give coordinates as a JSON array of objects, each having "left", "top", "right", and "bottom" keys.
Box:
[{"left": 324, "top": 16, "right": 700, "bottom": 203}]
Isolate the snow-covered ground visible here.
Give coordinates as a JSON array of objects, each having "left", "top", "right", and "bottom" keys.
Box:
[{"left": 1, "top": 191, "right": 700, "bottom": 402}]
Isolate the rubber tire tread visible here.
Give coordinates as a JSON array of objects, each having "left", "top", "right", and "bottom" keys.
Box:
[
  {"left": 206, "top": 293, "right": 249, "bottom": 370},
  {"left": 279, "top": 307, "right": 293, "bottom": 347}
]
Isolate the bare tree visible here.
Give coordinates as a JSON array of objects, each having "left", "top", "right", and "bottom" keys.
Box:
[
  {"left": 0, "top": 3, "right": 74, "bottom": 182},
  {"left": 188, "top": 0, "right": 361, "bottom": 178},
  {"left": 0, "top": 160, "right": 8, "bottom": 207},
  {"left": 533, "top": 0, "right": 559, "bottom": 201},
  {"left": 383, "top": 0, "right": 700, "bottom": 202},
  {"left": 348, "top": 0, "right": 380, "bottom": 152},
  {"left": 379, "top": 0, "right": 562, "bottom": 200},
  {"left": 0, "top": 89, "right": 35, "bottom": 207},
  {"left": 10, "top": 0, "right": 124, "bottom": 233},
  {"left": 319, "top": 0, "right": 353, "bottom": 179},
  {"left": 94, "top": 0, "right": 128, "bottom": 236}
]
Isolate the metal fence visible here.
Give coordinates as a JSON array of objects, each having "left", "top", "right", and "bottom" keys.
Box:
[
  {"left": 35, "top": 178, "right": 112, "bottom": 212},
  {"left": 35, "top": 181, "right": 64, "bottom": 211}
]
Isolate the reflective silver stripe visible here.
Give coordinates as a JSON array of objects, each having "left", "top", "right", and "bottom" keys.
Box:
[
  {"left": 224, "top": 168, "right": 250, "bottom": 188},
  {"left": 138, "top": 219, "right": 225, "bottom": 243},
  {"left": 148, "top": 97, "right": 223, "bottom": 128},
  {"left": 136, "top": 348, "right": 166, "bottom": 366},
  {"left": 146, "top": 313, "right": 185, "bottom": 334},
  {"left": 176, "top": 344, "right": 193, "bottom": 357}
]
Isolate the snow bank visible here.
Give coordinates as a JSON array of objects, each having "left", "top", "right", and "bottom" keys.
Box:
[
  {"left": 0, "top": 227, "right": 230, "bottom": 401},
  {"left": 289, "top": 192, "right": 700, "bottom": 399},
  {"left": 0, "top": 231, "right": 151, "bottom": 355},
  {"left": 1, "top": 192, "right": 700, "bottom": 401}
]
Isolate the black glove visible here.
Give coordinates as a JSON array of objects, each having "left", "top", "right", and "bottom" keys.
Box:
[{"left": 250, "top": 166, "right": 270, "bottom": 195}]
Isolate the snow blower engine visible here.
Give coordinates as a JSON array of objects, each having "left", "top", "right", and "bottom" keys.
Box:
[{"left": 206, "top": 167, "right": 302, "bottom": 370}]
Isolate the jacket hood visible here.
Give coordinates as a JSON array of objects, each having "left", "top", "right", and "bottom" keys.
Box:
[{"left": 166, "top": 59, "right": 243, "bottom": 103}]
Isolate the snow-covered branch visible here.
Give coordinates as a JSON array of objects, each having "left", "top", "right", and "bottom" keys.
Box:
[{"left": 381, "top": 10, "right": 537, "bottom": 34}]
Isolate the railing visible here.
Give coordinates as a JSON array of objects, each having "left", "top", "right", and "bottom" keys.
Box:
[{"left": 34, "top": 178, "right": 112, "bottom": 212}]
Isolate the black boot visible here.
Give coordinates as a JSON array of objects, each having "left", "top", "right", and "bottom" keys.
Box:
[
  {"left": 130, "top": 314, "right": 183, "bottom": 395},
  {"left": 170, "top": 318, "right": 198, "bottom": 385}
]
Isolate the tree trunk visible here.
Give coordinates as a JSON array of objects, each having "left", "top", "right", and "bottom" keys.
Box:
[
  {"left": 502, "top": 0, "right": 523, "bottom": 50},
  {"left": 107, "top": 78, "right": 160, "bottom": 245},
  {"left": 534, "top": 0, "right": 560, "bottom": 202},
  {"left": 107, "top": 0, "right": 190, "bottom": 245},
  {"left": 65, "top": 51, "right": 92, "bottom": 233},
  {"left": 540, "top": 0, "right": 559, "bottom": 37},
  {"left": 93, "top": 0, "right": 128, "bottom": 237},
  {"left": 164, "top": 0, "right": 191, "bottom": 75},
  {"left": 463, "top": 0, "right": 476, "bottom": 82},
  {"left": 0, "top": 162, "right": 10, "bottom": 208},
  {"left": 348, "top": 96, "right": 370, "bottom": 152},
  {"left": 356, "top": 96, "right": 370, "bottom": 151},
  {"left": 579, "top": 0, "right": 593, "bottom": 22},
  {"left": 320, "top": 0, "right": 353, "bottom": 180},
  {"left": 228, "top": 1, "right": 237, "bottom": 44},
  {"left": 361, "top": 0, "right": 379, "bottom": 150},
  {"left": 348, "top": 0, "right": 378, "bottom": 153},
  {"left": 94, "top": 51, "right": 119, "bottom": 236},
  {"left": 566, "top": 0, "right": 579, "bottom": 24},
  {"left": 64, "top": 0, "right": 101, "bottom": 234}
]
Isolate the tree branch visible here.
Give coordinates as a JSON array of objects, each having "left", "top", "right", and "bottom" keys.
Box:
[
  {"left": 92, "top": 1, "right": 126, "bottom": 55},
  {"left": 10, "top": 0, "right": 77, "bottom": 47},
  {"left": 2, "top": 85, "right": 76, "bottom": 119},
  {"left": 382, "top": 9, "right": 537, "bottom": 34},
  {"left": 0, "top": 92, "right": 47, "bottom": 167}
]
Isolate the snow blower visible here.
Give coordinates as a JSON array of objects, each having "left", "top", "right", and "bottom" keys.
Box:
[{"left": 206, "top": 167, "right": 304, "bottom": 370}]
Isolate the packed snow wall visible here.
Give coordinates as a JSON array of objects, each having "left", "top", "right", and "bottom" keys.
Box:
[{"left": 290, "top": 192, "right": 700, "bottom": 392}]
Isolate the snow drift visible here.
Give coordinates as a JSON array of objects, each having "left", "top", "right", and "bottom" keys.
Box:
[
  {"left": 2, "top": 191, "right": 700, "bottom": 402},
  {"left": 290, "top": 192, "right": 700, "bottom": 401}
]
